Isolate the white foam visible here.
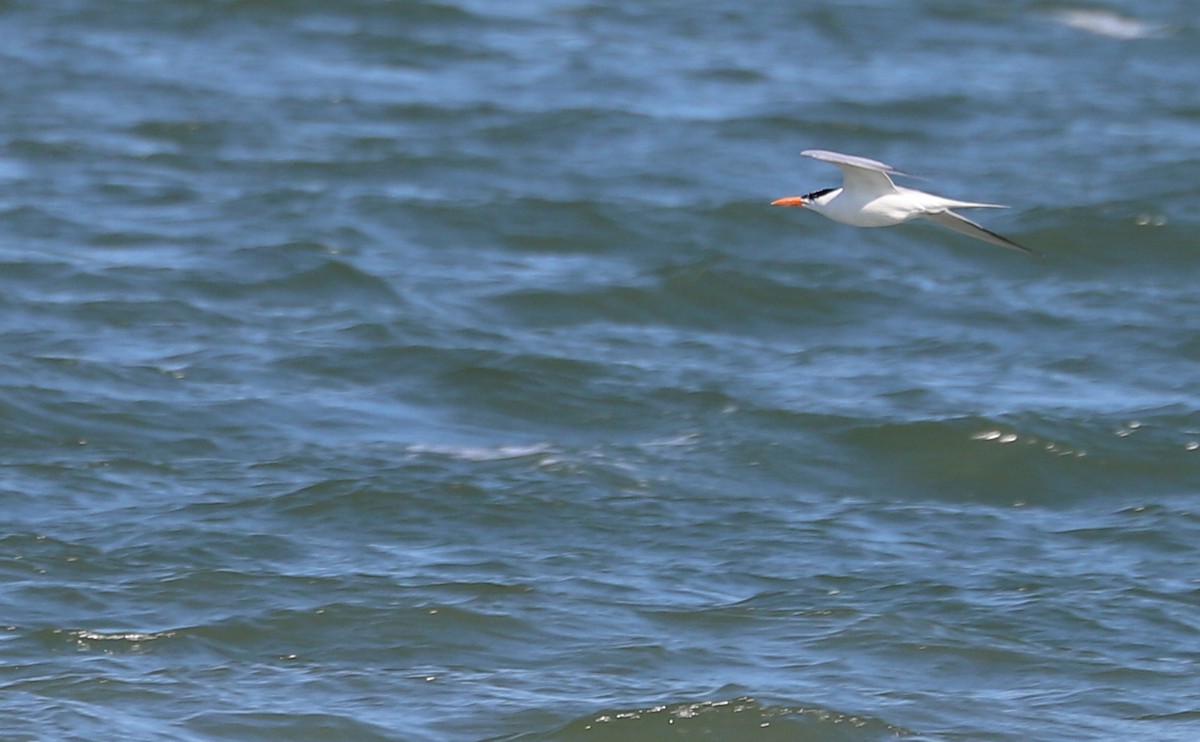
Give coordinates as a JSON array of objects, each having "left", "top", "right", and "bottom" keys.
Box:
[
  {"left": 1050, "top": 9, "right": 1165, "bottom": 40},
  {"left": 407, "top": 442, "right": 554, "bottom": 462}
]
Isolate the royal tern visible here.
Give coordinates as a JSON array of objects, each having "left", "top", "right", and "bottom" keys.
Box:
[{"left": 772, "top": 149, "right": 1032, "bottom": 253}]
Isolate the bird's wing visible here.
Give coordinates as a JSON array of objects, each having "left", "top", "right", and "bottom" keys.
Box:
[
  {"left": 802, "top": 149, "right": 904, "bottom": 194},
  {"left": 802, "top": 149, "right": 903, "bottom": 174},
  {"left": 922, "top": 210, "right": 1034, "bottom": 254}
]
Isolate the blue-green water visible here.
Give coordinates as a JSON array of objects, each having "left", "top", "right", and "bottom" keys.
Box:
[{"left": 3, "top": 1, "right": 1200, "bottom": 740}]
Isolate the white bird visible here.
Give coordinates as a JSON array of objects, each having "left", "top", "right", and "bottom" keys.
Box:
[{"left": 772, "top": 149, "right": 1032, "bottom": 253}]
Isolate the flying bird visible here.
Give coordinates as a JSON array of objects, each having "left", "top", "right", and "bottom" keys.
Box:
[{"left": 772, "top": 149, "right": 1032, "bottom": 253}]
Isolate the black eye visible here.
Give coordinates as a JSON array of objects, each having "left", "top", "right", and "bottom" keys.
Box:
[{"left": 803, "top": 188, "right": 835, "bottom": 201}]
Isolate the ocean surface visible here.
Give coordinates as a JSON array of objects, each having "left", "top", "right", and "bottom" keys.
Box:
[{"left": 2, "top": 1, "right": 1199, "bottom": 739}]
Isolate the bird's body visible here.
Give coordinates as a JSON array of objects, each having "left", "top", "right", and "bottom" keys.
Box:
[{"left": 772, "top": 150, "right": 1032, "bottom": 253}]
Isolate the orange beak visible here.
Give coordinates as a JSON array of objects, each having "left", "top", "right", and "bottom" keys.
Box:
[{"left": 770, "top": 196, "right": 806, "bottom": 207}]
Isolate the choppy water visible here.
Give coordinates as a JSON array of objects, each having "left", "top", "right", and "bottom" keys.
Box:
[{"left": 2, "top": 1, "right": 1200, "bottom": 740}]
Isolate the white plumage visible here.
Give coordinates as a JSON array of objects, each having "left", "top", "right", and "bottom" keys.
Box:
[{"left": 773, "top": 149, "right": 1032, "bottom": 253}]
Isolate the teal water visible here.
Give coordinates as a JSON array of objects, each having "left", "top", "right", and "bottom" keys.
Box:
[{"left": 2, "top": 1, "right": 1200, "bottom": 740}]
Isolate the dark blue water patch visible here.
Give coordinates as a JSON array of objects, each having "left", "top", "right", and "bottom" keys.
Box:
[
  {"left": 185, "top": 711, "right": 396, "bottom": 742},
  {"left": 485, "top": 257, "right": 904, "bottom": 334},
  {"left": 500, "top": 697, "right": 911, "bottom": 742},
  {"left": 1027, "top": 213, "right": 1200, "bottom": 269},
  {"left": 838, "top": 412, "right": 1200, "bottom": 506}
]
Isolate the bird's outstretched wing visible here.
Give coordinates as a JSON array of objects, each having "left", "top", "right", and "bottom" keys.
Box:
[
  {"left": 802, "top": 149, "right": 907, "bottom": 194},
  {"left": 802, "top": 149, "right": 906, "bottom": 175},
  {"left": 922, "top": 210, "right": 1034, "bottom": 253}
]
